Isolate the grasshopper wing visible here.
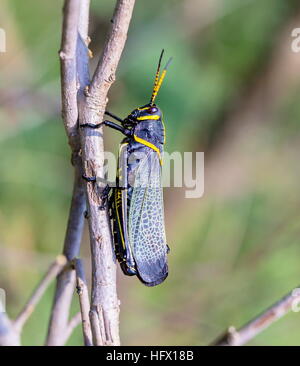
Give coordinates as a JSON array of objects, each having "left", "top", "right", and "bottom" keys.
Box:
[{"left": 128, "top": 149, "right": 168, "bottom": 286}]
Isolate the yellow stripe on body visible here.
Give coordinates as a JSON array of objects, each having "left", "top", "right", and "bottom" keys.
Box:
[
  {"left": 115, "top": 142, "right": 128, "bottom": 250},
  {"left": 133, "top": 134, "right": 163, "bottom": 166},
  {"left": 115, "top": 188, "right": 126, "bottom": 250},
  {"left": 136, "top": 115, "right": 160, "bottom": 121}
]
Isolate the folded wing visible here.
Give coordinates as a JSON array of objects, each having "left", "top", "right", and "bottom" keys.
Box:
[{"left": 128, "top": 149, "right": 168, "bottom": 286}]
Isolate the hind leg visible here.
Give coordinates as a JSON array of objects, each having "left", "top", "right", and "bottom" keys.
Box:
[{"left": 99, "top": 184, "right": 112, "bottom": 211}]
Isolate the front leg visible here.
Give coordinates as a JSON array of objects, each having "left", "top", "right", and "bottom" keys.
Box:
[
  {"left": 105, "top": 110, "right": 124, "bottom": 123},
  {"left": 80, "top": 120, "right": 132, "bottom": 137}
]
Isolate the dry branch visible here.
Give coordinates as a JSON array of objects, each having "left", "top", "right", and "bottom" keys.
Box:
[
  {"left": 74, "top": 258, "right": 93, "bottom": 346},
  {"left": 78, "top": 0, "right": 136, "bottom": 346},
  {"left": 62, "top": 312, "right": 82, "bottom": 344},
  {"left": 2, "top": 0, "right": 136, "bottom": 347},
  {"left": 46, "top": 0, "right": 87, "bottom": 346},
  {"left": 212, "top": 286, "right": 300, "bottom": 346},
  {"left": 0, "top": 255, "right": 78, "bottom": 346},
  {"left": 59, "top": 0, "right": 81, "bottom": 151},
  {"left": 0, "top": 255, "right": 76, "bottom": 346},
  {"left": 46, "top": 170, "right": 85, "bottom": 345},
  {"left": 48, "top": 0, "right": 135, "bottom": 346}
]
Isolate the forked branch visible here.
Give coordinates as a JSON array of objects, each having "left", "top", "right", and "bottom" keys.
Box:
[{"left": 0, "top": 255, "right": 70, "bottom": 346}]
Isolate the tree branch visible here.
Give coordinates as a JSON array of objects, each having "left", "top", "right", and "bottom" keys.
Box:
[
  {"left": 14, "top": 255, "right": 67, "bottom": 333},
  {"left": 78, "top": 0, "right": 136, "bottom": 346},
  {"left": 211, "top": 286, "right": 300, "bottom": 346},
  {"left": 59, "top": 0, "right": 81, "bottom": 151},
  {"left": 0, "top": 255, "right": 79, "bottom": 346},
  {"left": 46, "top": 0, "right": 88, "bottom": 346},
  {"left": 61, "top": 311, "right": 82, "bottom": 345},
  {"left": 74, "top": 258, "right": 93, "bottom": 346},
  {"left": 46, "top": 168, "right": 85, "bottom": 345}
]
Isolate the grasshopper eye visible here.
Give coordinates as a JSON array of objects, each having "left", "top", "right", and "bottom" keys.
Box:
[{"left": 147, "top": 106, "right": 158, "bottom": 114}]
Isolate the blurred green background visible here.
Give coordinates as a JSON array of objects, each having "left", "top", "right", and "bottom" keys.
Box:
[{"left": 1, "top": 0, "right": 300, "bottom": 346}]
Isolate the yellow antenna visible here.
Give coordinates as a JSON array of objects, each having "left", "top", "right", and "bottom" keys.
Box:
[
  {"left": 150, "top": 50, "right": 164, "bottom": 105},
  {"left": 150, "top": 54, "right": 173, "bottom": 105}
]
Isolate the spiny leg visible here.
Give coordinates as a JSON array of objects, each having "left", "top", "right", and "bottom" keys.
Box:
[
  {"left": 99, "top": 184, "right": 112, "bottom": 211},
  {"left": 105, "top": 111, "right": 123, "bottom": 123},
  {"left": 80, "top": 120, "right": 132, "bottom": 136},
  {"left": 82, "top": 174, "right": 97, "bottom": 182}
]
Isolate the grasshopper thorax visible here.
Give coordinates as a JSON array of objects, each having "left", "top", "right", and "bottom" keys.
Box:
[{"left": 124, "top": 103, "right": 162, "bottom": 125}]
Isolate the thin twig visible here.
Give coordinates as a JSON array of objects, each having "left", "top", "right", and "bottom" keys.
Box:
[
  {"left": 14, "top": 255, "right": 67, "bottom": 333},
  {"left": 46, "top": 0, "right": 87, "bottom": 346},
  {"left": 68, "top": 311, "right": 82, "bottom": 331},
  {"left": 78, "top": 0, "right": 135, "bottom": 346},
  {"left": 211, "top": 286, "right": 300, "bottom": 346},
  {"left": 74, "top": 258, "right": 93, "bottom": 346},
  {"left": 49, "top": 311, "right": 82, "bottom": 346},
  {"left": 61, "top": 311, "right": 82, "bottom": 344}
]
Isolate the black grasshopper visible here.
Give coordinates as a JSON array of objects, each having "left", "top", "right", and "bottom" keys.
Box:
[{"left": 81, "top": 51, "right": 172, "bottom": 286}]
